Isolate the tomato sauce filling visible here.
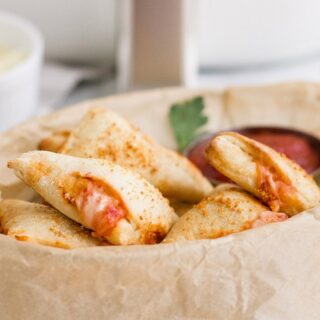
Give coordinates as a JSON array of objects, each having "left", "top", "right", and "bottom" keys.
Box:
[
  {"left": 256, "top": 163, "right": 296, "bottom": 212},
  {"left": 63, "top": 177, "right": 127, "bottom": 238}
]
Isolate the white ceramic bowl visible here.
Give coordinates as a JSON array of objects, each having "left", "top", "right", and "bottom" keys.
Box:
[{"left": 0, "top": 11, "right": 43, "bottom": 131}]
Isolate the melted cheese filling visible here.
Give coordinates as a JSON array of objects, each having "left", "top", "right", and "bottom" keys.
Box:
[
  {"left": 251, "top": 210, "right": 288, "bottom": 228},
  {"left": 74, "top": 180, "right": 126, "bottom": 238}
]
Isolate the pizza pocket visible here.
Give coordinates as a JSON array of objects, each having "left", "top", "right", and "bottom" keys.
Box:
[
  {"left": 206, "top": 132, "right": 320, "bottom": 215},
  {"left": 0, "top": 199, "right": 101, "bottom": 249},
  {"left": 8, "top": 151, "right": 177, "bottom": 245},
  {"left": 61, "top": 107, "right": 212, "bottom": 202},
  {"left": 163, "top": 185, "right": 288, "bottom": 243}
]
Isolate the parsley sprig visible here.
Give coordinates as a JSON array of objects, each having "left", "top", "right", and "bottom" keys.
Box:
[{"left": 169, "top": 96, "right": 208, "bottom": 152}]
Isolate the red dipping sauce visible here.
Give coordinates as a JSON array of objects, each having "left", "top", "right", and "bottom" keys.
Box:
[{"left": 186, "top": 127, "right": 320, "bottom": 183}]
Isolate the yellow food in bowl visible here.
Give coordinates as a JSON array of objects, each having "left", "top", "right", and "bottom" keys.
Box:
[{"left": 0, "top": 44, "right": 27, "bottom": 75}]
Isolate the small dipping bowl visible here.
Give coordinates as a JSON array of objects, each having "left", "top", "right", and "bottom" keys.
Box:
[
  {"left": 185, "top": 127, "right": 320, "bottom": 185},
  {"left": 0, "top": 11, "right": 43, "bottom": 131}
]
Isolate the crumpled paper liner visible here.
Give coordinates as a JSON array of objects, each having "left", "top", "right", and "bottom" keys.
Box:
[{"left": 1, "top": 83, "right": 320, "bottom": 319}]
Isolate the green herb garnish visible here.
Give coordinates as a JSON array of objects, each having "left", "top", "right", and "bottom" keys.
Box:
[{"left": 169, "top": 96, "right": 208, "bottom": 152}]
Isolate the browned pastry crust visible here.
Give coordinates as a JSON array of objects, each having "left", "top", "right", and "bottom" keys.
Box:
[
  {"left": 38, "top": 130, "right": 70, "bottom": 153},
  {"left": 163, "top": 185, "right": 270, "bottom": 243}
]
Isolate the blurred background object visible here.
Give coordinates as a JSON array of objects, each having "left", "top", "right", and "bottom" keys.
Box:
[
  {"left": 195, "top": 0, "right": 320, "bottom": 88},
  {"left": 197, "top": 0, "right": 320, "bottom": 68},
  {"left": 0, "top": 0, "right": 116, "bottom": 64},
  {"left": 0, "top": 11, "right": 43, "bottom": 131},
  {"left": 125, "top": 0, "right": 320, "bottom": 88},
  {"left": 0, "top": 0, "right": 117, "bottom": 115},
  {"left": 1, "top": 0, "right": 320, "bottom": 128}
]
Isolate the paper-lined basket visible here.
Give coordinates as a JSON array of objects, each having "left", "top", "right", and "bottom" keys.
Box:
[{"left": 1, "top": 83, "right": 320, "bottom": 319}]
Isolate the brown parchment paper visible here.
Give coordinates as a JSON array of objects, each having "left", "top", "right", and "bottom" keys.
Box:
[{"left": 1, "top": 84, "right": 320, "bottom": 319}]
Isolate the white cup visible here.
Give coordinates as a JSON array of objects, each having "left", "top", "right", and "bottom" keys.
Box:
[{"left": 0, "top": 11, "right": 43, "bottom": 131}]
